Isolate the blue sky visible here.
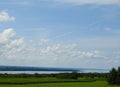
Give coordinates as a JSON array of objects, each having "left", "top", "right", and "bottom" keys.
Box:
[{"left": 0, "top": 0, "right": 120, "bottom": 69}]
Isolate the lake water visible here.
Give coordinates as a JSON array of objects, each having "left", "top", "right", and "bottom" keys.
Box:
[{"left": 0, "top": 70, "right": 109, "bottom": 74}]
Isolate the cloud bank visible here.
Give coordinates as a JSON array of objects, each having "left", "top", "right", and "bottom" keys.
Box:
[
  {"left": 0, "top": 29, "right": 103, "bottom": 60},
  {"left": 0, "top": 29, "right": 119, "bottom": 68}
]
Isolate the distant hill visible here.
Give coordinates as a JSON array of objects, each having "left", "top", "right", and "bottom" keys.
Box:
[{"left": 0, "top": 65, "right": 79, "bottom": 72}]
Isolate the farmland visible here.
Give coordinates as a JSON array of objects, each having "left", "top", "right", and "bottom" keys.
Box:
[
  {"left": 0, "top": 81, "right": 120, "bottom": 87},
  {"left": 0, "top": 77, "right": 120, "bottom": 87}
]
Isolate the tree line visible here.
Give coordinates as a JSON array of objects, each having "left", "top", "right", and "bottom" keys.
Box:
[{"left": 0, "top": 72, "right": 108, "bottom": 79}]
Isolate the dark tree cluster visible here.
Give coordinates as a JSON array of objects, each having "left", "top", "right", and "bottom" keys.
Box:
[
  {"left": 0, "top": 73, "right": 56, "bottom": 78},
  {"left": 56, "top": 72, "right": 79, "bottom": 80},
  {"left": 108, "top": 67, "right": 120, "bottom": 85},
  {"left": 78, "top": 72, "right": 108, "bottom": 79}
]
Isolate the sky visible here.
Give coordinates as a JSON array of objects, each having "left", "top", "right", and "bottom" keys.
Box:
[{"left": 0, "top": 0, "right": 120, "bottom": 69}]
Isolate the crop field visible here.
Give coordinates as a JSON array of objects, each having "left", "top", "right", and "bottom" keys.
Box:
[{"left": 0, "top": 78, "right": 119, "bottom": 87}]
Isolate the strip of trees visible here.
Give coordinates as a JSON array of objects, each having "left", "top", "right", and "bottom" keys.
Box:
[
  {"left": 0, "top": 72, "right": 107, "bottom": 79},
  {"left": 108, "top": 67, "right": 120, "bottom": 85}
]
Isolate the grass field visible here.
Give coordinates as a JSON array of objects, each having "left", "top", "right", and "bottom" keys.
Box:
[
  {"left": 0, "top": 78, "right": 119, "bottom": 87},
  {"left": 0, "top": 77, "right": 95, "bottom": 84},
  {"left": 0, "top": 81, "right": 120, "bottom": 87}
]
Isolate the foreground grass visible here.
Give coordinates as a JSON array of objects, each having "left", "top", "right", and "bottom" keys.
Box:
[
  {"left": 0, "top": 81, "right": 120, "bottom": 87},
  {"left": 0, "top": 78, "right": 119, "bottom": 87},
  {"left": 0, "top": 77, "right": 95, "bottom": 84}
]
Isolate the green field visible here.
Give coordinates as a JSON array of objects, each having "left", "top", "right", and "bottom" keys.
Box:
[
  {"left": 0, "top": 77, "right": 95, "bottom": 84},
  {"left": 0, "top": 81, "right": 120, "bottom": 87},
  {"left": 0, "top": 78, "right": 120, "bottom": 87}
]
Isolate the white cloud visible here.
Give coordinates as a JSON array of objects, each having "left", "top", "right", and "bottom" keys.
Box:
[
  {"left": 40, "top": 43, "right": 103, "bottom": 58},
  {"left": 0, "top": 28, "right": 16, "bottom": 43},
  {"left": 0, "top": 29, "right": 25, "bottom": 59},
  {"left": 55, "top": 0, "right": 120, "bottom": 5},
  {"left": 39, "top": 38, "right": 49, "bottom": 45},
  {"left": 71, "top": 50, "right": 101, "bottom": 58},
  {"left": 5, "top": 38, "right": 24, "bottom": 48},
  {"left": 0, "top": 10, "right": 15, "bottom": 22}
]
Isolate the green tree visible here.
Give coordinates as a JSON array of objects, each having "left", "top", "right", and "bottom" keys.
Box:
[
  {"left": 108, "top": 68, "right": 117, "bottom": 85},
  {"left": 116, "top": 67, "right": 120, "bottom": 85}
]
